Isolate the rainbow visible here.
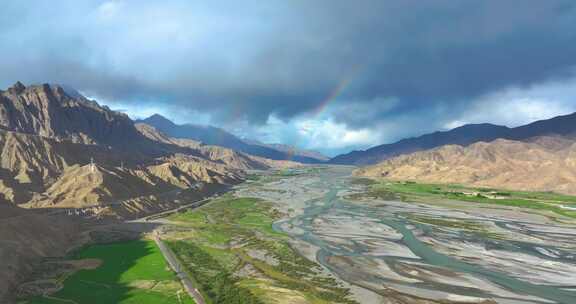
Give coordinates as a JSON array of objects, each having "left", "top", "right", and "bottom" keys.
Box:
[{"left": 312, "top": 67, "right": 360, "bottom": 117}]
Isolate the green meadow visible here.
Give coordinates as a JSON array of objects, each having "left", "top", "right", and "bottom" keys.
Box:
[
  {"left": 24, "top": 240, "right": 194, "bottom": 304},
  {"left": 365, "top": 180, "right": 576, "bottom": 220},
  {"left": 168, "top": 196, "right": 356, "bottom": 304}
]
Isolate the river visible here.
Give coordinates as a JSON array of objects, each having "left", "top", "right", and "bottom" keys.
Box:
[{"left": 244, "top": 166, "right": 576, "bottom": 304}]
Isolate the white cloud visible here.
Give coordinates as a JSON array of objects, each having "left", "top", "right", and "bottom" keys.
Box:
[
  {"left": 85, "top": 93, "right": 212, "bottom": 125},
  {"left": 97, "top": 1, "right": 123, "bottom": 19},
  {"left": 444, "top": 78, "right": 576, "bottom": 129},
  {"left": 89, "top": 76, "right": 576, "bottom": 157},
  {"left": 295, "top": 119, "right": 376, "bottom": 149},
  {"left": 443, "top": 120, "right": 468, "bottom": 129},
  {"left": 86, "top": 91, "right": 381, "bottom": 155},
  {"left": 239, "top": 116, "right": 379, "bottom": 156}
]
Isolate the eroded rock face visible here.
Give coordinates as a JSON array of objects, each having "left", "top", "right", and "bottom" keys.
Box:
[
  {"left": 0, "top": 82, "right": 139, "bottom": 145},
  {"left": 0, "top": 82, "right": 300, "bottom": 208},
  {"left": 356, "top": 136, "right": 576, "bottom": 194}
]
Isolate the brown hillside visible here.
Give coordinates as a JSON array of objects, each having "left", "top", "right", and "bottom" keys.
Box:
[
  {"left": 0, "top": 204, "right": 80, "bottom": 302},
  {"left": 355, "top": 136, "right": 576, "bottom": 195}
]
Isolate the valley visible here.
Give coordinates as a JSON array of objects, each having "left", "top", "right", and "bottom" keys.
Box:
[
  {"left": 5, "top": 4, "right": 576, "bottom": 304},
  {"left": 1, "top": 82, "right": 576, "bottom": 303},
  {"left": 23, "top": 166, "right": 576, "bottom": 304},
  {"left": 234, "top": 166, "right": 576, "bottom": 303}
]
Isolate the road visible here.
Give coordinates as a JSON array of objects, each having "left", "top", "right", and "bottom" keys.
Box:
[
  {"left": 154, "top": 233, "right": 206, "bottom": 304},
  {"left": 129, "top": 194, "right": 218, "bottom": 223},
  {"left": 143, "top": 196, "right": 220, "bottom": 304},
  {"left": 131, "top": 193, "right": 222, "bottom": 303}
]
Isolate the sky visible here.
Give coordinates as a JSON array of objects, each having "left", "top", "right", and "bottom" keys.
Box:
[{"left": 2, "top": 0, "right": 576, "bottom": 156}]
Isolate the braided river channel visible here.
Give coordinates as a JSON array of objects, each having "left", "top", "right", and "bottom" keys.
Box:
[{"left": 237, "top": 166, "right": 576, "bottom": 304}]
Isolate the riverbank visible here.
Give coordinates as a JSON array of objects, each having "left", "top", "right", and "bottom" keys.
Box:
[
  {"left": 164, "top": 194, "right": 357, "bottom": 303},
  {"left": 238, "top": 166, "right": 576, "bottom": 304}
]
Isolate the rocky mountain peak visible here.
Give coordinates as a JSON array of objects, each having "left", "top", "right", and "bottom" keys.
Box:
[
  {"left": 5, "top": 82, "right": 73, "bottom": 105},
  {"left": 142, "top": 114, "right": 177, "bottom": 129},
  {"left": 8, "top": 81, "right": 26, "bottom": 94},
  {"left": 0, "top": 82, "right": 141, "bottom": 146},
  {"left": 32, "top": 83, "right": 73, "bottom": 101}
]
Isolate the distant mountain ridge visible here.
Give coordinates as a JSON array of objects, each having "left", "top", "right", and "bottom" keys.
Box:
[
  {"left": 355, "top": 136, "right": 576, "bottom": 195},
  {"left": 242, "top": 140, "right": 330, "bottom": 161},
  {"left": 330, "top": 113, "right": 576, "bottom": 165},
  {"left": 139, "top": 114, "right": 247, "bottom": 149},
  {"left": 138, "top": 114, "right": 327, "bottom": 163}
]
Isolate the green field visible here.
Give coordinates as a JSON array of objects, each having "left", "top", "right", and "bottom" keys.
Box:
[
  {"left": 24, "top": 240, "right": 194, "bottom": 304},
  {"left": 364, "top": 181, "right": 576, "bottom": 220},
  {"left": 168, "top": 196, "right": 356, "bottom": 304}
]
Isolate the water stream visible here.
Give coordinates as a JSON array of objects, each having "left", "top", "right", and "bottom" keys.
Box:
[{"left": 271, "top": 167, "right": 576, "bottom": 304}]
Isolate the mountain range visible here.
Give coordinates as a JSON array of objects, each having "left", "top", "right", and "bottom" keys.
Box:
[
  {"left": 0, "top": 81, "right": 308, "bottom": 302},
  {"left": 138, "top": 114, "right": 327, "bottom": 163},
  {"left": 0, "top": 82, "right": 297, "bottom": 212},
  {"left": 355, "top": 136, "right": 576, "bottom": 194},
  {"left": 343, "top": 111, "right": 576, "bottom": 194},
  {"left": 4, "top": 81, "right": 576, "bottom": 202},
  {"left": 330, "top": 112, "right": 576, "bottom": 165}
]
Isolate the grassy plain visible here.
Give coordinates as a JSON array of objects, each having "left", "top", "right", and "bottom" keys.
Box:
[
  {"left": 23, "top": 240, "right": 193, "bottom": 304},
  {"left": 167, "top": 196, "right": 356, "bottom": 304},
  {"left": 360, "top": 180, "right": 576, "bottom": 220}
]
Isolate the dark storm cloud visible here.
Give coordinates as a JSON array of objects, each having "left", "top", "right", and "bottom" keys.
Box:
[
  {"left": 309, "top": 0, "right": 576, "bottom": 127},
  {"left": 1, "top": 0, "right": 576, "bottom": 129}
]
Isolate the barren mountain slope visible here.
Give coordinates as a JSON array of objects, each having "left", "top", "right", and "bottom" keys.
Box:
[
  {"left": 0, "top": 128, "right": 194, "bottom": 208},
  {"left": 355, "top": 136, "right": 576, "bottom": 194},
  {"left": 0, "top": 82, "right": 301, "bottom": 303},
  {"left": 0, "top": 129, "right": 136, "bottom": 204},
  {"left": 135, "top": 122, "right": 201, "bottom": 147},
  {"left": 0, "top": 82, "right": 139, "bottom": 145},
  {"left": 331, "top": 123, "right": 512, "bottom": 165},
  {"left": 148, "top": 155, "right": 242, "bottom": 187},
  {"left": 0, "top": 83, "right": 275, "bottom": 209},
  {"left": 139, "top": 113, "right": 326, "bottom": 163},
  {"left": 0, "top": 204, "right": 80, "bottom": 303},
  {"left": 136, "top": 122, "right": 299, "bottom": 170},
  {"left": 0, "top": 131, "right": 68, "bottom": 204},
  {"left": 332, "top": 112, "right": 576, "bottom": 165},
  {"left": 24, "top": 164, "right": 172, "bottom": 208},
  {"left": 0, "top": 82, "right": 199, "bottom": 160}
]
